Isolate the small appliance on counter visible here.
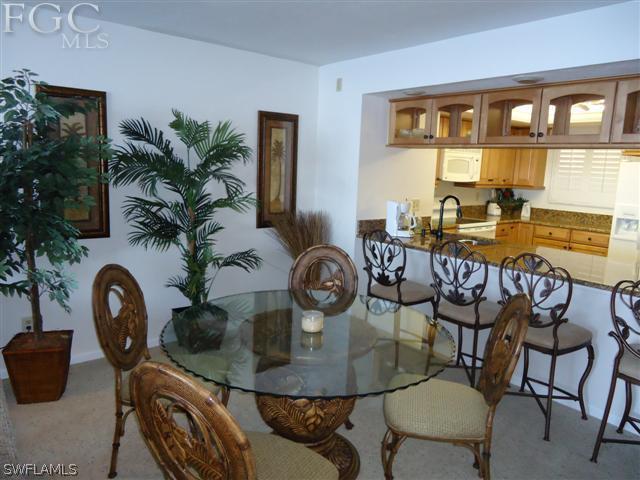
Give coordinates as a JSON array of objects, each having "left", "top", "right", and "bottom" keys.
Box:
[
  {"left": 386, "top": 200, "right": 417, "bottom": 237},
  {"left": 521, "top": 201, "right": 531, "bottom": 220},
  {"left": 487, "top": 202, "right": 501, "bottom": 217}
]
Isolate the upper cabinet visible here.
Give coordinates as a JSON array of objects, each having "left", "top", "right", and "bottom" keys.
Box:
[
  {"left": 388, "top": 99, "right": 431, "bottom": 145},
  {"left": 390, "top": 76, "right": 640, "bottom": 147},
  {"left": 430, "top": 94, "right": 481, "bottom": 145},
  {"left": 537, "top": 81, "right": 616, "bottom": 144},
  {"left": 478, "top": 88, "right": 542, "bottom": 144},
  {"left": 611, "top": 78, "right": 640, "bottom": 143},
  {"left": 389, "top": 94, "right": 481, "bottom": 145}
]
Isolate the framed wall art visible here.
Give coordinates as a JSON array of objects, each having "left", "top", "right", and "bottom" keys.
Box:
[
  {"left": 257, "top": 111, "right": 298, "bottom": 228},
  {"left": 36, "top": 84, "right": 110, "bottom": 238}
]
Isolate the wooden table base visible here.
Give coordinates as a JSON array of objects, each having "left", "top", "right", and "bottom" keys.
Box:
[{"left": 255, "top": 395, "right": 360, "bottom": 480}]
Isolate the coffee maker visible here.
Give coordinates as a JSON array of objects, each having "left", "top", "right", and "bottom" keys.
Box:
[{"left": 386, "top": 200, "right": 417, "bottom": 237}]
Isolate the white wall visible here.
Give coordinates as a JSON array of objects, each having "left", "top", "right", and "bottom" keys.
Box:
[
  {"left": 356, "top": 94, "right": 438, "bottom": 220},
  {"left": 316, "top": 1, "right": 640, "bottom": 254},
  {"left": 0, "top": 19, "right": 319, "bottom": 372}
]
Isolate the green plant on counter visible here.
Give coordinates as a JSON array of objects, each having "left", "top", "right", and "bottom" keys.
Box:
[
  {"left": 110, "top": 109, "right": 262, "bottom": 307},
  {"left": 0, "top": 69, "right": 109, "bottom": 340},
  {"left": 495, "top": 188, "right": 527, "bottom": 213}
]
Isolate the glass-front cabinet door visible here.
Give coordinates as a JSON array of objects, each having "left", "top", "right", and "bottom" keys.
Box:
[
  {"left": 478, "top": 88, "right": 542, "bottom": 144},
  {"left": 538, "top": 81, "right": 616, "bottom": 144},
  {"left": 430, "top": 94, "right": 481, "bottom": 144},
  {"left": 388, "top": 99, "right": 431, "bottom": 145},
  {"left": 611, "top": 77, "right": 640, "bottom": 143}
]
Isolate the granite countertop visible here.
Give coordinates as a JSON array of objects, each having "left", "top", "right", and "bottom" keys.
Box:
[
  {"left": 357, "top": 232, "right": 639, "bottom": 291},
  {"left": 436, "top": 216, "right": 611, "bottom": 234}
]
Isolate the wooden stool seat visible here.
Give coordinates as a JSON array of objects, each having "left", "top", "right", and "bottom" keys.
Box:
[
  {"left": 370, "top": 280, "right": 435, "bottom": 305},
  {"left": 525, "top": 322, "right": 593, "bottom": 352}
]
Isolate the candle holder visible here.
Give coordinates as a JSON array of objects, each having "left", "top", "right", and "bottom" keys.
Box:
[
  {"left": 301, "top": 331, "right": 324, "bottom": 350},
  {"left": 301, "top": 310, "right": 324, "bottom": 333}
]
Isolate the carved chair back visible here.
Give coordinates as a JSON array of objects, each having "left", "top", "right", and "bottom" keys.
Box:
[
  {"left": 499, "top": 253, "right": 573, "bottom": 330},
  {"left": 92, "top": 264, "right": 149, "bottom": 371},
  {"left": 610, "top": 279, "right": 640, "bottom": 361},
  {"left": 130, "top": 361, "right": 256, "bottom": 480},
  {"left": 478, "top": 294, "right": 531, "bottom": 406},
  {"left": 362, "top": 229, "right": 407, "bottom": 294},
  {"left": 430, "top": 240, "right": 489, "bottom": 308},
  {"left": 289, "top": 244, "right": 358, "bottom": 314}
]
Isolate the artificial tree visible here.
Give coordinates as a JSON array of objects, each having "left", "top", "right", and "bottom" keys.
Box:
[
  {"left": 109, "top": 109, "right": 262, "bottom": 308},
  {"left": 0, "top": 69, "right": 108, "bottom": 402}
]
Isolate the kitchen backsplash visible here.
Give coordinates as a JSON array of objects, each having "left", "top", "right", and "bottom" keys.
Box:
[{"left": 357, "top": 207, "right": 612, "bottom": 235}]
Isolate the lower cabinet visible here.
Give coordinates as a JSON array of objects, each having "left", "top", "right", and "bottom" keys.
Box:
[{"left": 532, "top": 225, "right": 609, "bottom": 256}]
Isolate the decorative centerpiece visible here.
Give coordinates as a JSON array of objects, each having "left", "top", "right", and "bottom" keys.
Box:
[
  {"left": 301, "top": 310, "right": 324, "bottom": 333},
  {"left": 495, "top": 188, "right": 527, "bottom": 216},
  {"left": 300, "top": 331, "right": 324, "bottom": 350}
]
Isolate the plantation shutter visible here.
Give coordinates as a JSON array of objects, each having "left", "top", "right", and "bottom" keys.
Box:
[{"left": 548, "top": 149, "right": 621, "bottom": 208}]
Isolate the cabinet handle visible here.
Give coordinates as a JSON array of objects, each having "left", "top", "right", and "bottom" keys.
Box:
[
  {"left": 423, "top": 134, "right": 428, "bottom": 139},
  {"left": 548, "top": 232, "right": 553, "bottom": 236},
  {"left": 537, "top": 132, "right": 544, "bottom": 138},
  {"left": 588, "top": 237, "right": 592, "bottom": 241},
  {"left": 529, "top": 132, "right": 535, "bottom": 138},
  {"left": 488, "top": 178, "right": 494, "bottom": 182},
  {"left": 429, "top": 134, "right": 434, "bottom": 139}
]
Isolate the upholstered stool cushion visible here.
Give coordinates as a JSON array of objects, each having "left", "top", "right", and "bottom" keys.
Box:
[
  {"left": 384, "top": 375, "right": 488, "bottom": 440},
  {"left": 371, "top": 281, "right": 436, "bottom": 305},
  {"left": 247, "top": 431, "right": 339, "bottom": 480},
  {"left": 619, "top": 344, "right": 640, "bottom": 380},
  {"left": 436, "top": 300, "right": 501, "bottom": 326},
  {"left": 525, "top": 322, "right": 593, "bottom": 351}
]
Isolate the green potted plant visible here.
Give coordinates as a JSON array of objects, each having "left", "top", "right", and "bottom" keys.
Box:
[
  {"left": 109, "top": 110, "right": 262, "bottom": 352},
  {"left": 0, "top": 70, "right": 108, "bottom": 403}
]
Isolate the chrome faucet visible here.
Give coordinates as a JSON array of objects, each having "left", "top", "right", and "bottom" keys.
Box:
[{"left": 434, "top": 195, "right": 462, "bottom": 241}]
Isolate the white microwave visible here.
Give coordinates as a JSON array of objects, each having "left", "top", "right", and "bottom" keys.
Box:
[{"left": 439, "top": 148, "right": 482, "bottom": 182}]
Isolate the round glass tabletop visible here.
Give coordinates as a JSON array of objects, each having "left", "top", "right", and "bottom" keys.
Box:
[{"left": 160, "top": 289, "right": 455, "bottom": 399}]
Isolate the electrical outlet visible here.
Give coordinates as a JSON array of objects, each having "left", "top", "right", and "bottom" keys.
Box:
[
  {"left": 21, "top": 316, "right": 33, "bottom": 332},
  {"left": 336, "top": 77, "right": 343, "bottom": 92}
]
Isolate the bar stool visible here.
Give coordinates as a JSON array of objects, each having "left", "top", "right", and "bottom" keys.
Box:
[
  {"left": 362, "top": 229, "right": 436, "bottom": 310},
  {"left": 430, "top": 240, "right": 497, "bottom": 387},
  {"left": 499, "top": 253, "right": 595, "bottom": 441},
  {"left": 591, "top": 279, "right": 640, "bottom": 462}
]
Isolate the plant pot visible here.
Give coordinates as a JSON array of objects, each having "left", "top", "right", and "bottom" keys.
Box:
[
  {"left": 2, "top": 330, "right": 73, "bottom": 404},
  {"left": 172, "top": 304, "right": 228, "bottom": 354}
]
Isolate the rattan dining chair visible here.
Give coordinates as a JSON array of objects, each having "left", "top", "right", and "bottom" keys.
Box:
[
  {"left": 362, "top": 230, "right": 436, "bottom": 310},
  {"left": 499, "top": 253, "right": 595, "bottom": 441},
  {"left": 288, "top": 244, "right": 358, "bottom": 315},
  {"left": 591, "top": 279, "right": 640, "bottom": 462},
  {"left": 130, "top": 361, "right": 339, "bottom": 480},
  {"left": 430, "top": 240, "right": 496, "bottom": 386},
  {"left": 289, "top": 244, "right": 358, "bottom": 430},
  {"left": 381, "top": 294, "right": 531, "bottom": 480},
  {"left": 92, "top": 264, "right": 229, "bottom": 478}
]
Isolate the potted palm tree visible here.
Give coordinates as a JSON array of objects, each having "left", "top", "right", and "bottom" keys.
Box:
[
  {"left": 0, "top": 69, "right": 108, "bottom": 403},
  {"left": 110, "top": 110, "right": 262, "bottom": 352}
]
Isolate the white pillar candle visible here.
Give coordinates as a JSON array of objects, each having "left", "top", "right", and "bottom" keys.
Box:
[{"left": 301, "top": 310, "right": 324, "bottom": 333}]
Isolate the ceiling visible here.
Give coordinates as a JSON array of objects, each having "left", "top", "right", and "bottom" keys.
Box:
[{"left": 72, "top": 0, "right": 626, "bottom": 65}]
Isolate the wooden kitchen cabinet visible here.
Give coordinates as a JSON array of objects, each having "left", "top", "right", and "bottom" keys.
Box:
[
  {"left": 532, "top": 226, "right": 610, "bottom": 256},
  {"left": 388, "top": 99, "right": 431, "bottom": 145},
  {"left": 431, "top": 94, "right": 482, "bottom": 145},
  {"left": 534, "top": 225, "right": 571, "bottom": 242},
  {"left": 512, "top": 149, "right": 547, "bottom": 188},
  {"left": 479, "top": 88, "right": 543, "bottom": 144},
  {"left": 538, "top": 81, "right": 617, "bottom": 144},
  {"left": 611, "top": 78, "right": 640, "bottom": 143},
  {"left": 474, "top": 149, "right": 516, "bottom": 187},
  {"left": 535, "top": 237, "right": 570, "bottom": 250},
  {"left": 516, "top": 223, "right": 535, "bottom": 245}
]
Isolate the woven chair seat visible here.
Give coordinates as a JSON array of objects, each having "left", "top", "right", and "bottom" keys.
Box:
[
  {"left": 371, "top": 281, "right": 435, "bottom": 304},
  {"left": 619, "top": 344, "right": 640, "bottom": 380},
  {"left": 247, "top": 432, "right": 338, "bottom": 480},
  {"left": 525, "top": 321, "right": 593, "bottom": 351},
  {"left": 384, "top": 375, "right": 488, "bottom": 440}
]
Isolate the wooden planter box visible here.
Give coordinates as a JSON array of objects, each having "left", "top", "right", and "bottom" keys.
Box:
[{"left": 2, "top": 330, "right": 73, "bottom": 404}]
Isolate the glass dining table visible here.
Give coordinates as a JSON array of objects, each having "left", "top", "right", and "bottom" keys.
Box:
[{"left": 161, "top": 289, "right": 455, "bottom": 480}]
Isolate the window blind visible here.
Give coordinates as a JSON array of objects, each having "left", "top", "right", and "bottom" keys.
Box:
[{"left": 548, "top": 149, "right": 621, "bottom": 208}]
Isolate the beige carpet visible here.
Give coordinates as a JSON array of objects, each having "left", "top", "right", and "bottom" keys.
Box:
[
  {"left": 3, "top": 349, "right": 639, "bottom": 479},
  {"left": 0, "top": 378, "right": 18, "bottom": 466}
]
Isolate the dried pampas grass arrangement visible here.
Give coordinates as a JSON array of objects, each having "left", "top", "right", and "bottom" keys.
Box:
[{"left": 270, "top": 210, "right": 331, "bottom": 259}]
